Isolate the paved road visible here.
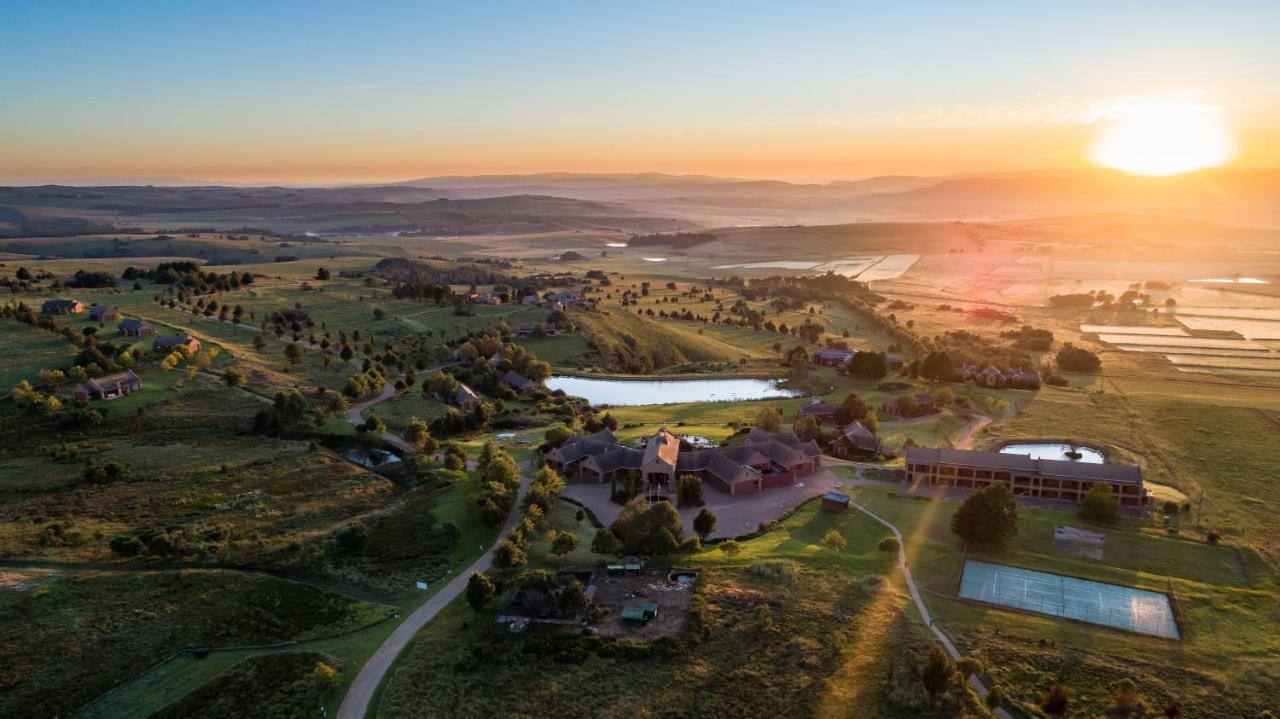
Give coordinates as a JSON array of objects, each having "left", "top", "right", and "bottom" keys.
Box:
[
  {"left": 846, "top": 496, "right": 1013, "bottom": 719},
  {"left": 336, "top": 464, "right": 533, "bottom": 719}
]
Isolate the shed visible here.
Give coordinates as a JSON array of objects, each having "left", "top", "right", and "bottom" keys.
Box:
[
  {"left": 642, "top": 602, "right": 660, "bottom": 620},
  {"left": 621, "top": 606, "right": 648, "bottom": 624},
  {"left": 821, "top": 491, "right": 851, "bottom": 512}
]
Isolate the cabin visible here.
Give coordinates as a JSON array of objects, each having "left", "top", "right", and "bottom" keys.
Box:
[
  {"left": 503, "top": 370, "right": 535, "bottom": 394},
  {"left": 796, "top": 401, "right": 838, "bottom": 425},
  {"left": 69, "top": 370, "right": 142, "bottom": 401},
  {"left": 88, "top": 304, "right": 120, "bottom": 322},
  {"left": 821, "top": 491, "right": 851, "bottom": 512},
  {"left": 828, "top": 421, "right": 884, "bottom": 458},
  {"left": 153, "top": 334, "right": 201, "bottom": 353},
  {"left": 41, "top": 299, "right": 85, "bottom": 315},
  {"left": 117, "top": 319, "right": 156, "bottom": 337},
  {"left": 811, "top": 348, "right": 856, "bottom": 367},
  {"left": 451, "top": 383, "right": 481, "bottom": 411}
]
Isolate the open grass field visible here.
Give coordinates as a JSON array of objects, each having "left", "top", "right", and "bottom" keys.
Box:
[{"left": 0, "top": 568, "right": 391, "bottom": 718}]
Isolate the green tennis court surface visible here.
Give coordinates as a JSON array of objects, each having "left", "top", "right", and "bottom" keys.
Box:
[{"left": 958, "top": 560, "right": 1180, "bottom": 639}]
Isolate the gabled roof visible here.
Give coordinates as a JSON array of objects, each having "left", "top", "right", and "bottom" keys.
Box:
[
  {"left": 154, "top": 333, "right": 196, "bottom": 346},
  {"left": 85, "top": 369, "right": 141, "bottom": 393},
  {"left": 584, "top": 446, "right": 643, "bottom": 474},
  {"left": 642, "top": 427, "right": 680, "bottom": 467},
  {"left": 118, "top": 318, "right": 152, "bottom": 330},
  {"left": 453, "top": 383, "right": 480, "bottom": 404},
  {"left": 839, "top": 421, "right": 882, "bottom": 452},
  {"left": 503, "top": 370, "right": 534, "bottom": 390}
]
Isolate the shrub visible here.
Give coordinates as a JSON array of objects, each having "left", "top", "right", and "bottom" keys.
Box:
[
  {"left": 747, "top": 559, "right": 798, "bottom": 585},
  {"left": 1079, "top": 482, "right": 1120, "bottom": 524},
  {"left": 718, "top": 539, "right": 742, "bottom": 557},
  {"left": 1042, "top": 683, "right": 1070, "bottom": 716},
  {"left": 878, "top": 536, "right": 900, "bottom": 553},
  {"left": 109, "top": 535, "right": 143, "bottom": 557},
  {"left": 590, "top": 528, "right": 620, "bottom": 555}
]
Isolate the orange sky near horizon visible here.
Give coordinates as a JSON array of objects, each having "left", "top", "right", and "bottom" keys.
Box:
[{"left": 6, "top": 115, "right": 1278, "bottom": 185}]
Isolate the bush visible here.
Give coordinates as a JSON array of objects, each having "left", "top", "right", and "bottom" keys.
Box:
[
  {"left": 109, "top": 535, "right": 143, "bottom": 557},
  {"left": 1078, "top": 482, "right": 1120, "bottom": 524},
  {"left": 747, "top": 560, "right": 798, "bottom": 584},
  {"left": 878, "top": 536, "right": 900, "bottom": 553}
]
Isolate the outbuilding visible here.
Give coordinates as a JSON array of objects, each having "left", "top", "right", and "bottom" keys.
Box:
[{"left": 820, "top": 491, "right": 851, "bottom": 512}]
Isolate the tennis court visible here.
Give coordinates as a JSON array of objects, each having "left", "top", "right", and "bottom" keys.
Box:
[{"left": 958, "top": 560, "right": 1180, "bottom": 639}]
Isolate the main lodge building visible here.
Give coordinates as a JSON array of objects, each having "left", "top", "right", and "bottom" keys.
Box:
[
  {"left": 546, "top": 427, "right": 821, "bottom": 496},
  {"left": 904, "top": 447, "right": 1147, "bottom": 508}
]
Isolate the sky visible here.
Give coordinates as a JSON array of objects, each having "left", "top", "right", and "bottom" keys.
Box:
[{"left": 2, "top": 0, "right": 1278, "bottom": 184}]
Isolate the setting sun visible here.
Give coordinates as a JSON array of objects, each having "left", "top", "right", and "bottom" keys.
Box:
[{"left": 1088, "top": 96, "right": 1237, "bottom": 176}]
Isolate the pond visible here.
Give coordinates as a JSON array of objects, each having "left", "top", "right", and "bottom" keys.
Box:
[
  {"left": 545, "top": 376, "right": 799, "bottom": 406},
  {"left": 999, "top": 442, "right": 1104, "bottom": 463},
  {"left": 341, "top": 447, "right": 402, "bottom": 468}
]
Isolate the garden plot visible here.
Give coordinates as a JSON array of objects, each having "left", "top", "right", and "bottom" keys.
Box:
[{"left": 1080, "top": 324, "right": 1189, "bottom": 336}]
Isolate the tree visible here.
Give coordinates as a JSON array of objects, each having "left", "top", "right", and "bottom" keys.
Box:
[
  {"left": 677, "top": 474, "right": 702, "bottom": 507},
  {"left": 921, "top": 646, "right": 956, "bottom": 704},
  {"left": 878, "top": 536, "right": 900, "bottom": 553},
  {"left": 611, "top": 498, "right": 683, "bottom": 556},
  {"left": 718, "top": 539, "right": 742, "bottom": 557},
  {"left": 819, "top": 529, "right": 847, "bottom": 554},
  {"left": 931, "top": 386, "right": 955, "bottom": 408},
  {"left": 544, "top": 424, "right": 573, "bottom": 449},
  {"left": 591, "top": 528, "right": 620, "bottom": 555},
  {"left": 252, "top": 334, "right": 266, "bottom": 352},
  {"left": 551, "top": 530, "right": 579, "bottom": 558},
  {"left": 756, "top": 406, "right": 782, "bottom": 432},
  {"left": 835, "top": 393, "right": 869, "bottom": 426},
  {"left": 359, "top": 413, "right": 386, "bottom": 435},
  {"left": 793, "top": 415, "right": 820, "bottom": 442},
  {"left": 951, "top": 482, "right": 1018, "bottom": 544},
  {"left": 315, "top": 267, "right": 331, "bottom": 280},
  {"left": 1079, "top": 482, "right": 1120, "bottom": 524},
  {"left": 1042, "top": 683, "right": 1070, "bottom": 716},
  {"left": 1057, "top": 343, "right": 1101, "bottom": 372},
  {"left": 272, "top": 389, "right": 309, "bottom": 426},
  {"left": 284, "top": 342, "right": 303, "bottom": 366},
  {"left": 403, "top": 417, "right": 438, "bottom": 455},
  {"left": 222, "top": 368, "right": 245, "bottom": 387},
  {"left": 494, "top": 539, "right": 527, "bottom": 568},
  {"left": 693, "top": 507, "right": 717, "bottom": 539},
  {"left": 921, "top": 350, "right": 955, "bottom": 381},
  {"left": 466, "top": 571, "right": 496, "bottom": 613},
  {"left": 373, "top": 307, "right": 386, "bottom": 320}
]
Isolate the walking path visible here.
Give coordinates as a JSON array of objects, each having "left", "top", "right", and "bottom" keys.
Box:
[
  {"left": 336, "top": 464, "right": 534, "bottom": 719},
  {"left": 845, "top": 496, "right": 1012, "bottom": 718}
]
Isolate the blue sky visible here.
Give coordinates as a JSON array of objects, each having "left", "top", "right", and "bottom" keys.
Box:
[{"left": 3, "top": 1, "right": 1277, "bottom": 181}]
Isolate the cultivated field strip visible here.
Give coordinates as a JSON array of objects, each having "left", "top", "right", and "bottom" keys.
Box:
[
  {"left": 1096, "top": 334, "right": 1270, "bottom": 351},
  {"left": 1113, "top": 345, "right": 1280, "bottom": 358},
  {"left": 1174, "top": 316, "right": 1280, "bottom": 340},
  {"left": 1080, "top": 324, "right": 1190, "bottom": 336},
  {"left": 1163, "top": 355, "right": 1280, "bottom": 371}
]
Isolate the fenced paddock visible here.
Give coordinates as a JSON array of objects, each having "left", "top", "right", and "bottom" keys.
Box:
[{"left": 958, "top": 560, "right": 1180, "bottom": 639}]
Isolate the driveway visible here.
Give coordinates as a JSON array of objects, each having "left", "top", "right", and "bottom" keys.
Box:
[
  {"left": 562, "top": 467, "right": 853, "bottom": 540},
  {"left": 336, "top": 462, "right": 534, "bottom": 719}
]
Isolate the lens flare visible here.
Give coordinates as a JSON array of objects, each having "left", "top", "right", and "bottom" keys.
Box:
[{"left": 1088, "top": 96, "right": 1236, "bottom": 176}]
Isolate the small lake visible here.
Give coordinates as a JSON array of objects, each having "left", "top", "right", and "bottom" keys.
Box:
[
  {"left": 999, "top": 442, "right": 1104, "bottom": 463},
  {"left": 545, "top": 376, "right": 799, "bottom": 406}
]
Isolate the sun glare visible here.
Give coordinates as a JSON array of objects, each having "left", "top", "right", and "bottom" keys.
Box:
[{"left": 1088, "top": 96, "right": 1236, "bottom": 176}]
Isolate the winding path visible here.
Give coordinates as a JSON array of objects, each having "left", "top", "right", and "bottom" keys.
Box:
[
  {"left": 336, "top": 464, "right": 533, "bottom": 719},
  {"left": 845, "top": 496, "right": 1012, "bottom": 718}
]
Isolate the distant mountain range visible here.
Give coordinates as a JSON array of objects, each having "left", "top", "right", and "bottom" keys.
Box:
[{"left": 2, "top": 168, "right": 1278, "bottom": 237}]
